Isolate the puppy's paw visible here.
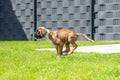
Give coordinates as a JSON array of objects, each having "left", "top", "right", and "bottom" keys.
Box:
[
  {"left": 57, "top": 55, "right": 61, "bottom": 58},
  {"left": 68, "top": 51, "right": 73, "bottom": 55},
  {"left": 63, "top": 53, "right": 67, "bottom": 56},
  {"left": 62, "top": 51, "right": 68, "bottom": 55},
  {"left": 91, "top": 40, "right": 95, "bottom": 42}
]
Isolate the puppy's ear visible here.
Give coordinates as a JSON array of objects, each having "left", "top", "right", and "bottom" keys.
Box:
[{"left": 41, "top": 28, "right": 47, "bottom": 37}]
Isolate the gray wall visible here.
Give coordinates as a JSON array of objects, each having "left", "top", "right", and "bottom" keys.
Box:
[
  {"left": 94, "top": 0, "right": 120, "bottom": 40},
  {"left": 0, "top": 0, "right": 120, "bottom": 40},
  {"left": 36, "top": 0, "right": 91, "bottom": 40}
]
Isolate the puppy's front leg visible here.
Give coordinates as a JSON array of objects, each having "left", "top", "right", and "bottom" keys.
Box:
[
  {"left": 56, "top": 46, "right": 60, "bottom": 58},
  {"left": 56, "top": 44, "right": 63, "bottom": 58}
]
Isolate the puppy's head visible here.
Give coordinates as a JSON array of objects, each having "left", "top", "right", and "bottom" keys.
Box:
[{"left": 34, "top": 27, "right": 47, "bottom": 40}]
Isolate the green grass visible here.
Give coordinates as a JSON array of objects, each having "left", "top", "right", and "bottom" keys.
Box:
[{"left": 0, "top": 41, "right": 120, "bottom": 80}]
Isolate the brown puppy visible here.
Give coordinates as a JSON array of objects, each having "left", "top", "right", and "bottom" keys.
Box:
[{"left": 34, "top": 27, "right": 94, "bottom": 57}]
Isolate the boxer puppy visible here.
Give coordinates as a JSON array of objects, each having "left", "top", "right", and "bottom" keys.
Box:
[{"left": 34, "top": 27, "right": 94, "bottom": 57}]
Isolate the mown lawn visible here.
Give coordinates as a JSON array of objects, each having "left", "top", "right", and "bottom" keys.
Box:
[{"left": 0, "top": 41, "right": 120, "bottom": 80}]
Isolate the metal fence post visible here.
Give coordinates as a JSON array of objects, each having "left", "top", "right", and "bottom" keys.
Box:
[
  {"left": 34, "top": 0, "right": 37, "bottom": 32},
  {"left": 91, "top": 0, "right": 95, "bottom": 40}
]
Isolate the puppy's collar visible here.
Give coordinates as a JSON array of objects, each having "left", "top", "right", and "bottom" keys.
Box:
[
  {"left": 46, "top": 29, "right": 50, "bottom": 34},
  {"left": 44, "top": 29, "right": 50, "bottom": 39}
]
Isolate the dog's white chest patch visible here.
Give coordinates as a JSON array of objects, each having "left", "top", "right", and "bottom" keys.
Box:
[
  {"left": 43, "top": 29, "right": 53, "bottom": 44},
  {"left": 43, "top": 36, "right": 52, "bottom": 43}
]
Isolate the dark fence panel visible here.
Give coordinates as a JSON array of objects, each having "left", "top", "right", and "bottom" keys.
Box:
[{"left": 0, "top": 0, "right": 34, "bottom": 40}]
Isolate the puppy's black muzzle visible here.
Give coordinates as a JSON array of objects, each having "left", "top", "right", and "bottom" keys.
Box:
[{"left": 34, "top": 31, "right": 42, "bottom": 41}]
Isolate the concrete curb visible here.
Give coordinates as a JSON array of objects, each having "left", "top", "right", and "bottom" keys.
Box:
[{"left": 36, "top": 44, "right": 120, "bottom": 54}]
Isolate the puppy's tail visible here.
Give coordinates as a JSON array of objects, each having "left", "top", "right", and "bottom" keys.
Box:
[{"left": 77, "top": 33, "right": 94, "bottom": 42}]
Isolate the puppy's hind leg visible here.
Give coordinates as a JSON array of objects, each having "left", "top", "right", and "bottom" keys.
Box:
[
  {"left": 68, "top": 42, "right": 78, "bottom": 54},
  {"left": 68, "top": 34, "right": 78, "bottom": 54}
]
